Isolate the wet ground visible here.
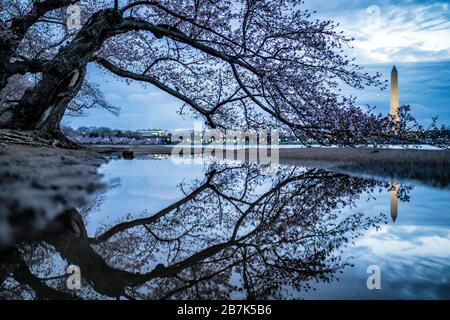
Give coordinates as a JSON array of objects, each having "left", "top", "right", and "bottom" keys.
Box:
[{"left": 1, "top": 151, "right": 449, "bottom": 300}]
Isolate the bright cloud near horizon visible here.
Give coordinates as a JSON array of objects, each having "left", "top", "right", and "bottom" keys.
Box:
[
  {"left": 303, "top": 0, "right": 450, "bottom": 64},
  {"left": 64, "top": 0, "right": 450, "bottom": 131}
]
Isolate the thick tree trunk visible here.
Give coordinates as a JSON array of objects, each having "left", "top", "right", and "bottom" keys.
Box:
[
  {"left": 0, "top": 36, "right": 16, "bottom": 92},
  {"left": 0, "top": 61, "right": 8, "bottom": 92},
  {"left": 1, "top": 9, "right": 124, "bottom": 134},
  {"left": 34, "top": 66, "right": 87, "bottom": 134},
  {"left": 0, "top": 1, "right": 79, "bottom": 92}
]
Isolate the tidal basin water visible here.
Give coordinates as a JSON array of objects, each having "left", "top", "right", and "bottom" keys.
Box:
[{"left": 1, "top": 155, "right": 449, "bottom": 299}]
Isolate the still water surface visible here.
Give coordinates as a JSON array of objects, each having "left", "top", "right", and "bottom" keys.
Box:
[{"left": 1, "top": 155, "right": 449, "bottom": 299}]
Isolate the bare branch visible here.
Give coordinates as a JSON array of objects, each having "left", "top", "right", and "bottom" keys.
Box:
[{"left": 95, "top": 57, "right": 218, "bottom": 128}]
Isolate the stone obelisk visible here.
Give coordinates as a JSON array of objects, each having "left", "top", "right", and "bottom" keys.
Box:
[
  {"left": 390, "top": 66, "right": 399, "bottom": 124},
  {"left": 389, "top": 68, "right": 399, "bottom": 222},
  {"left": 390, "top": 182, "right": 398, "bottom": 223}
]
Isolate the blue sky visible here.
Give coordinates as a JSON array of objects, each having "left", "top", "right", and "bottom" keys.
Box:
[{"left": 63, "top": 0, "right": 450, "bottom": 130}]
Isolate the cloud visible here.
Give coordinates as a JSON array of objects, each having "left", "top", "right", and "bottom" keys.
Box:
[
  {"left": 304, "top": 0, "right": 450, "bottom": 63},
  {"left": 127, "top": 92, "right": 174, "bottom": 107},
  {"left": 65, "top": 65, "right": 197, "bottom": 130},
  {"left": 356, "top": 225, "right": 450, "bottom": 258},
  {"left": 341, "top": 60, "right": 450, "bottom": 125},
  {"left": 105, "top": 93, "right": 124, "bottom": 103},
  {"left": 127, "top": 187, "right": 181, "bottom": 200}
]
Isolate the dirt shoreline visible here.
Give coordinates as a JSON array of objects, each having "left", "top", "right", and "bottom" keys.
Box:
[{"left": 0, "top": 143, "right": 109, "bottom": 246}]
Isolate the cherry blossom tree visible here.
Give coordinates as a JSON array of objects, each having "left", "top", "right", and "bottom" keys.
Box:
[
  {"left": 0, "top": 0, "right": 388, "bottom": 142},
  {"left": 0, "top": 0, "right": 446, "bottom": 146}
]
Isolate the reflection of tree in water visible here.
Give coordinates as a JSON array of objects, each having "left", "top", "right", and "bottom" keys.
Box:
[{"left": 1, "top": 163, "right": 409, "bottom": 300}]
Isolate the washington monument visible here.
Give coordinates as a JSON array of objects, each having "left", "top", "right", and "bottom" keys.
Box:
[
  {"left": 390, "top": 66, "right": 399, "bottom": 123},
  {"left": 389, "top": 66, "right": 399, "bottom": 221},
  {"left": 390, "top": 183, "right": 399, "bottom": 223}
]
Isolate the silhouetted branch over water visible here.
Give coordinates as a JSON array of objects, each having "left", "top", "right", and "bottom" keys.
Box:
[{"left": 1, "top": 162, "right": 394, "bottom": 299}]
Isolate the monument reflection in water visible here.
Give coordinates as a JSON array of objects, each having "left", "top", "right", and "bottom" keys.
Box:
[{"left": 1, "top": 156, "right": 449, "bottom": 300}]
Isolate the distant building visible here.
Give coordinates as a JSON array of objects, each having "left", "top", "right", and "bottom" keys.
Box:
[{"left": 137, "top": 129, "right": 168, "bottom": 138}]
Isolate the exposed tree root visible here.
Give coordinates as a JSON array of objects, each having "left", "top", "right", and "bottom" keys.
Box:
[{"left": 0, "top": 129, "right": 81, "bottom": 149}]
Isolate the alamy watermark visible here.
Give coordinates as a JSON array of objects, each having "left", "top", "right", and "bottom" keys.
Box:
[
  {"left": 170, "top": 121, "right": 280, "bottom": 174},
  {"left": 66, "top": 4, "right": 81, "bottom": 31},
  {"left": 66, "top": 264, "right": 81, "bottom": 290},
  {"left": 366, "top": 265, "right": 381, "bottom": 290},
  {"left": 366, "top": 5, "right": 382, "bottom": 28}
]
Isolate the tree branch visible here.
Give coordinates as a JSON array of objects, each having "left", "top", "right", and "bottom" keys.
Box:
[
  {"left": 95, "top": 57, "right": 218, "bottom": 128},
  {"left": 119, "top": 18, "right": 259, "bottom": 75},
  {"left": 121, "top": 1, "right": 158, "bottom": 13},
  {"left": 9, "top": 0, "right": 79, "bottom": 36},
  {"left": 90, "top": 169, "right": 216, "bottom": 244},
  {"left": 8, "top": 57, "right": 47, "bottom": 75}
]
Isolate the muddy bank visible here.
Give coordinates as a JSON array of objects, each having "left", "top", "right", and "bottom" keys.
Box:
[
  {"left": 90, "top": 145, "right": 450, "bottom": 187},
  {"left": 0, "top": 143, "right": 108, "bottom": 247},
  {"left": 278, "top": 148, "right": 450, "bottom": 188}
]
